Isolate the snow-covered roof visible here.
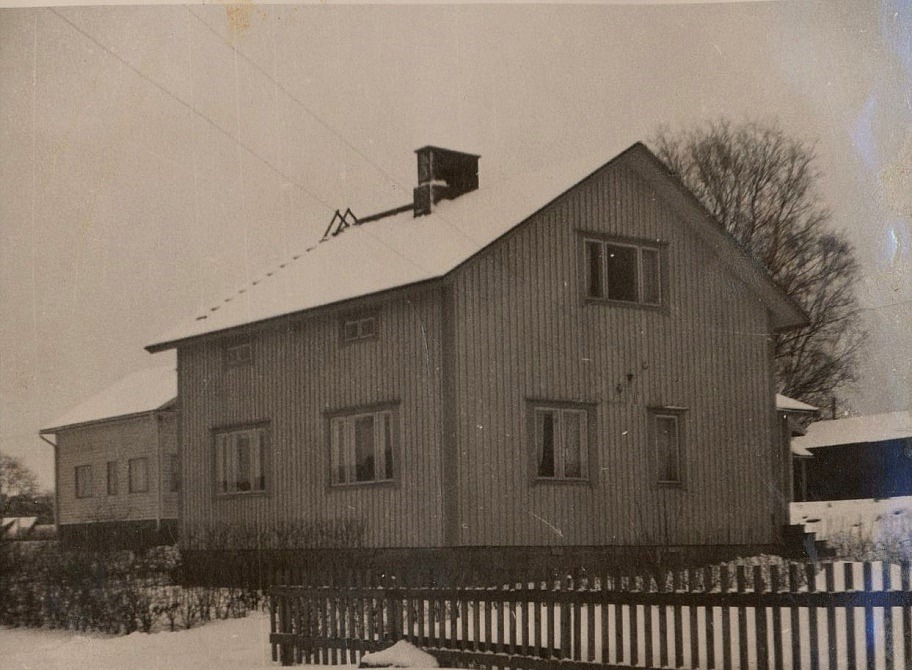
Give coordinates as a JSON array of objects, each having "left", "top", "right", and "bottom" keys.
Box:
[
  {"left": 776, "top": 394, "right": 819, "bottom": 413},
  {"left": 1, "top": 517, "right": 38, "bottom": 538},
  {"left": 41, "top": 366, "right": 176, "bottom": 433},
  {"left": 147, "top": 141, "right": 806, "bottom": 351},
  {"left": 792, "top": 410, "right": 912, "bottom": 451}
]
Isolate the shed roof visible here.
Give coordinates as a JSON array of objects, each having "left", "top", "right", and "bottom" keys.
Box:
[
  {"left": 792, "top": 410, "right": 912, "bottom": 451},
  {"left": 776, "top": 394, "right": 819, "bottom": 413},
  {"left": 40, "top": 366, "right": 176, "bottom": 434},
  {"left": 147, "top": 142, "right": 807, "bottom": 352}
]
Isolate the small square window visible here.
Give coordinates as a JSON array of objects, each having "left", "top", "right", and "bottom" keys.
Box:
[
  {"left": 531, "top": 404, "right": 592, "bottom": 481},
  {"left": 75, "top": 465, "right": 94, "bottom": 498},
  {"left": 129, "top": 457, "right": 149, "bottom": 493},
  {"left": 106, "top": 460, "right": 118, "bottom": 496},
  {"left": 341, "top": 314, "right": 378, "bottom": 342},
  {"left": 329, "top": 407, "right": 396, "bottom": 485},
  {"left": 225, "top": 341, "right": 254, "bottom": 368}
]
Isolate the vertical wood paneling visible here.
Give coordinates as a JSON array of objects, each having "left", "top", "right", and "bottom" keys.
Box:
[
  {"left": 56, "top": 413, "right": 173, "bottom": 525},
  {"left": 452, "top": 161, "right": 779, "bottom": 547},
  {"left": 179, "top": 288, "right": 444, "bottom": 548}
]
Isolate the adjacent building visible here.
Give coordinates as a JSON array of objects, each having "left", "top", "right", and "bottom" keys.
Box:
[
  {"left": 40, "top": 366, "right": 178, "bottom": 549},
  {"left": 792, "top": 410, "right": 912, "bottom": 502}
]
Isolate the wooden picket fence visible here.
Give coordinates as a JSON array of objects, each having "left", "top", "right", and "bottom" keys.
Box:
[{"left": 269, "top": 561, "right": 912, "bottom": 670}]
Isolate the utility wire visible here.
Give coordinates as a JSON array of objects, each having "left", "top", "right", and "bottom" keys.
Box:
[
  {"left": 186, "top": 8, "right": 480, "bottom": 248},
  {"left": 47, "top": 7, "right": 337, "bottom": 218},
  {"left": 48, "top": 7, "right": 437, "bottom": 281}
]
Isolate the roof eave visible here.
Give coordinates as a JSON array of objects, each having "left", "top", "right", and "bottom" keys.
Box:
[
  {"left": 39, "top": 404, "right": 177, "bottom": 436},
  {"left": 626, "top": 143, "right": 810, "bottom": 333}
]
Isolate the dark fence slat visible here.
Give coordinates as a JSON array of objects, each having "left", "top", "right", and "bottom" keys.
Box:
[
  {"left": 882, "top": 562, "right": 893, "bottom": 670},
  {"left": 826, "top": 563, "right": 837, "bottom": 670},
  {"left": 863, "top": 562, "right": 875, "bottom": 670},
  {"left": 846, "top": 562, "right": 857, "bottom": 670},
  {"left": 807, "top": 563, "right": 819, "bottom": 670},
  {"left": 737, "top": 565, "right": 748, "bottom": 670},
  {"left": 705, "top": 565, "right": 716, "bottom": 670},
  {"left": 771, "top": 566, "right": 783, "bottom": 670},
  {"left": 754, "top": 565, "right": 768, "bottom": 670},
  {"left": 721, "top": 564, "right": 732, "bottom": 670}
]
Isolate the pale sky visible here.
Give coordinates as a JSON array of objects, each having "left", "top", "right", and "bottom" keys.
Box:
[{"left": 1, "top": 1, "right": 910, "bottom": 489}]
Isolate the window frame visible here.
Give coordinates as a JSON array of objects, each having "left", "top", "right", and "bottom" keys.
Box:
[
  {"left": 128, "top": 457, "right": 149, "bottom": 494},
  {"left": 527, "top": 400, "right": 597, "bottom": 485},
  {"left": 325, "top": 402, "right": 399, "bottom": 488},
  {"left": 106, "top": 460, "right": 118, "bottom": 496},
  {"left": 340, "top": 311, "right": 380, "bottom": 344},
  {"left": 223, "top": 339, "right": 254, "bottom": 369},
  {"left": 167, "top": 453, "right": 180, "bottom": 493},
  {"left": 213, "top": 423, "right": 270, "bottom": 498},
  {"left": 581, "top": 234, "right": 665, "bottom": 307},
  {"left": 75, "top": 464, "right": 94, "bottom": 499},
  {"left": 648, "top": 406, "right": 687, "bottom": 488}
]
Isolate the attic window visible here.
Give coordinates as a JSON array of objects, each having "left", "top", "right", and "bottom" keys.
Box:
[
  {"left": 342, "top": 314, "right": 378, "bottom": 343},
  {"left": 584, "top": 237, "right": 662, "bottom": 305},
  {"left": 225, "top": 340, "right": 254, "bottom": 368}
]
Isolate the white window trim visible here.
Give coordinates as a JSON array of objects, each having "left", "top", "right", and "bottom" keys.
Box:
[
  {"left": 224, "top": 341, "right": 254, "bottom": 368},
  {"left": 531, "top": 404, "right": 592, "bottom": 482},
  {"left": 329, "top": 408, "right": 396, "bottom": 486},
  {"left": 650, "top": 408, "right": 686, "bottom": 487},
  {"left": 215, "top": 426, "right": 268, "bottom": 496},
  {"left": 341, "top": 314, "right": 379, "bottom": 343},
  {"left": 584, "top": 237, "right": 662, "bottom": 306}
]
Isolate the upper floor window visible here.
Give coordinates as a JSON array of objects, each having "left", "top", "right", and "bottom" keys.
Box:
[
  {"left": 75, "top": 464, "right": 94, "bottom": 498},
  {"left": 215, "top": 426, "right": 268, "bottom": 495},
  {"left": 531, "top": 403, "right": 592, "bottom": 482},
  {"left": 224, "top": 340, "right": 254, "bottom": 368},
  {"left": 329, "top": 407, "right": 396, "bottom": 486},
  {"left": 584, "top": 237, "right": 661, "bottom": 305},
  {"left": 650, "top": 408, "right": 686, "bottom": 486},
  {"left": 129, "top": 457, "right": 149, "bottom": 493},
  {"left": 106, "top": 460, "right": 118, "bottom": 496},
  {"left": 341, "top": 314, "right": 378, "bottom": 343}
]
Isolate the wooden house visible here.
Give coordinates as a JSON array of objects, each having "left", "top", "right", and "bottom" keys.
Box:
[
  {"left": 39, "top": 366, "right": 178, "bottom": 549},
  {"left": 147, "top": 143, "right": 807, "bottom": 568},
  {"left": 791, "top": 411, "right": 912, "bottom": 502}
]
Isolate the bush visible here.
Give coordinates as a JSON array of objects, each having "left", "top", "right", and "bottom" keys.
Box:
[{"left": 0, "top": 542, "right": 261, "bottom": 634}]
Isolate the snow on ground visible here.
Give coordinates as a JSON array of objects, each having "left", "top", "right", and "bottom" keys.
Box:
[
  {"left": 0, "top": 612, "right": 453, "bottom": 670},
  {"left": 791, "top": 495, "right": 912, "bottom": 543},
  {"left": 360, "top": 640, "right": 438, "bottom": 668},
  {"left": 0, "top": 612, "right": 277, "bottom": 670}
]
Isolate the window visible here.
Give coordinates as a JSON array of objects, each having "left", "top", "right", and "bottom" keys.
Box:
[
  {"left": 341, "top": 314, "right": 378, "bottom": 342},
  {"left": 167, "top": 453, "right": 180, "bottom": 493},
  {"left": 329, "top": 408, "right": 396, "bottom": 485},
  {"left": 584, "top": 238, "right": 662, "bottom": 305},
  {"left": 106, "top": 460, "right": 118, "bottom": 496},
  {"left": 650, "top": 409, "right": 686, "bottom": 485},
  {"left": 75, "top": 465, "right": 93, "bottom": 498},
  {"left": 224, "top": 340, "right": 254, "bottom": 367},
  {"left": 215, "top": 426, "right": 267, "bottom": 495},
  {"left": 532, "top": 404, "right": 591, "bottom": 481},
  {"left": 129, "top": 457, "right": 149, "bottom": 493}
]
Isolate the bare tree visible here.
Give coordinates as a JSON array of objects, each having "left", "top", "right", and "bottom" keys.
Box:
[
  {"left": 652, "top": 119, "right": 865, "bottom": 407},
  {"left": 0, "top": 454, "right": 41, "bottom": 512}
]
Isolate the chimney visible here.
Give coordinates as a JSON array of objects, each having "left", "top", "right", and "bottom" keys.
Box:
[{"left": 413, "top": 146, "right": 480, "bottom": 217}]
